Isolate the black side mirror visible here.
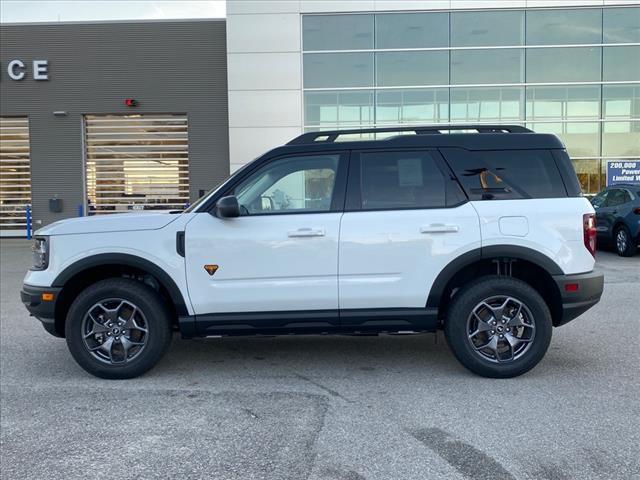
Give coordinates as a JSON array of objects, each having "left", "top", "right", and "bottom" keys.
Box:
[{"left": 213, "top": 195, "right": 240, "bottom": 218}]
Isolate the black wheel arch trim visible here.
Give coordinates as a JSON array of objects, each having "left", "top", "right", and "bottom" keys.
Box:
[
  {"left": 52, "top": 253, "right": 189, "bottom": 316},
  {"left": 426, "top": 245, "right": 564, "bottom": 308}
]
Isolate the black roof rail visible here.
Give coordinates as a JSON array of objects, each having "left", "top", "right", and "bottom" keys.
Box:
[{"left": 287, "top": 124, "right": 533, "bottom": 145}]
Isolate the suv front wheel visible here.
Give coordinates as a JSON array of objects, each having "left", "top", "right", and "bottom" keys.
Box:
[
  {"left": 445, "top": 276, "right": 552, "bottom": 378},
  {"left": 65, "top": 278, "right": 172, "bottom": 379}
]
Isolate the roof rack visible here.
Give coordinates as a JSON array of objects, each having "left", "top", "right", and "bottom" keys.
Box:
[{"left": 287, "top": 124, "right": 533, "bottom": 145}]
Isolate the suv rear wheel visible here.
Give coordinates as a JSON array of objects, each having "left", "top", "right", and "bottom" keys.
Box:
[
  {"left": 614, "top": 225, "right": 637, "bottom": 257},
  {"left": 65, "top": 278, "right": 172, "bottom": 379},
  {"left": 445, "top": 276, "right": 552, "bottom": 378}
]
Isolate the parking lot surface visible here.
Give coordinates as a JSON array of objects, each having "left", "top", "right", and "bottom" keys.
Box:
[{"left": 1, "top": 239, "right": 638, "bottom": 480}]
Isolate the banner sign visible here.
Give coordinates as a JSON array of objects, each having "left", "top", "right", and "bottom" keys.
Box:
[{"left": 606, "top": 160, "right": 640, "bottom": 186}]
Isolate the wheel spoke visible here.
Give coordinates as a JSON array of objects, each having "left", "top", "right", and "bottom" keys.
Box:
[
  {"left": 120, "top": 336, "right": 144, "bottom": 358},
  {"left": 84, "top": 313, "right": 110, "bottom": 338}
]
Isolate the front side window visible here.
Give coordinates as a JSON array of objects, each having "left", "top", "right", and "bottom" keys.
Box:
[
  {"left": 359, "top": 151, "right": 446, "bottom": 210},
  {"left": 233, "top": 155, "right": 339, "bottom": 215}
]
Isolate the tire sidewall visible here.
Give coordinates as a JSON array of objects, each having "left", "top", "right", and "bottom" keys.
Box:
[
  {"left": 65, "top": 278, "right": 172, "bottom": 379},
  {"left": 445, "top": 276, "right": 553, "bottom": 378}
]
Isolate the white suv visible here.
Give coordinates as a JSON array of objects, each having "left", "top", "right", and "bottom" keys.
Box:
[{"left": 22, "top": 125, "right": 604, "bottom": 379}]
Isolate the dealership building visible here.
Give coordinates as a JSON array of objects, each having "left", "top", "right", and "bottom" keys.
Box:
[{"left": 1, "top": 0, "right": 639, "bottom": 236}]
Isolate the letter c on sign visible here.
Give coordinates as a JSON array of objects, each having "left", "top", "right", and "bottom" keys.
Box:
[{"left": 8, "top": 60, "right": 26, "bottom": 80}]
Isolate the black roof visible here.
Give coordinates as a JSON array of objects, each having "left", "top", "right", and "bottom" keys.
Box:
[{"left": 272, "top": 125, "right": 565, "bottom": 155}]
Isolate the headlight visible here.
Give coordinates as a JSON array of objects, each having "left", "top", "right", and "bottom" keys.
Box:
[{"left": 31, "top": 237, "right": 49, "bottom": 271}]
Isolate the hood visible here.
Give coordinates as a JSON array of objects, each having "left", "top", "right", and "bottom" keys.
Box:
[{"left": 35, "top": 211, "right": 182, "bottom": 236}]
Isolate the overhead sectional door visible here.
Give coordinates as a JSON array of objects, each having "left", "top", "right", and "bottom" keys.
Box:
[
  {"left": 85, "top": 114, "right": 189, "bottom": 214},
  {"left": 0, "top": 117, "right": 31, "bottom": 237}
]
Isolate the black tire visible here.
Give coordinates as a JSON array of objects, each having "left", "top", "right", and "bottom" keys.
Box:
[
  {"left": 65, "top": 278, "right": 172, "bottom": 379},
  {"left": 444, "top": 276, "right": 552, "bottom": 378},
  {"left": 614, "top": 225, "right": 637, "bottom": 257}
]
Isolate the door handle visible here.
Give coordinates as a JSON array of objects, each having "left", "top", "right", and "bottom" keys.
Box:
[
  {"left": 420, "top": 224, "right": 459, "bottom": 234},
  {"left": 287, "top": 228, "right": 325, "bottom": 237}
]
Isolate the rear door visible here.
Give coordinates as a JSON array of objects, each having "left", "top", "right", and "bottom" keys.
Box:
[{"left": 337, "top": 148, "right": 480, "bottom": 327}]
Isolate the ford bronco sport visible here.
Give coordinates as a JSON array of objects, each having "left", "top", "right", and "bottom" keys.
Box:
[{"left": 22, "top": 125, "right": 604, "bottom": 379}]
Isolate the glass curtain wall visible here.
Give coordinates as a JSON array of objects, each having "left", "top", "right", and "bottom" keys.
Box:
[{"left": 302, "top": 6, "right": 640, "bottom": 193}]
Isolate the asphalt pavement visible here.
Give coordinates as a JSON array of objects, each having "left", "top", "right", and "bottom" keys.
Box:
[{"left": 1, "top": 239, "right": 638, "bottom": 480}]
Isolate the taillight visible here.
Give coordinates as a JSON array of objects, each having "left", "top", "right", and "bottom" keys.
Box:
[
  {"left": 633, "top": 207, "right": 640, "bottom": 215},
  {"left": 583, "top": 213, "right": 597, "bottom": 257}
]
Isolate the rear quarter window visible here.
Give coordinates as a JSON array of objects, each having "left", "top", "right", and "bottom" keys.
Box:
[{"left": 441, "top": 148, "right": 568, "bottom": 200}]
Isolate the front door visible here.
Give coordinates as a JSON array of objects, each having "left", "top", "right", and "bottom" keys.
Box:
[{"left": 184, "top": 152, "right": 347, "bottom": 333}]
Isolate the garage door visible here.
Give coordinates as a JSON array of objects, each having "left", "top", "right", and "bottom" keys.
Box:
[
  {"left": 0, "top": 117, "right": 31, "bottom": 237},
  {"left": 85, "top": 114, "right": 189, "bottom": 214}
]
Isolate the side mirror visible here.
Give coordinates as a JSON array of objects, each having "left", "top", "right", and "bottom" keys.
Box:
[{"left": 213, "top": 195, "right": 240, "bottom": 218}]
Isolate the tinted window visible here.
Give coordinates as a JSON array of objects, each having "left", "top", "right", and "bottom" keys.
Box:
[
  {"left": 604, "top": 7, "right": 640, "bottom": 44},
  {"left": 603, "top": 46, "right": 640, "bottom": 82},
  {"left": 526, "top": 8, "right": 602, "bottom": 45},
  {"left": 359, "top": 151, "right": 446, "bottom": 209},
  {"left": 234, "top": 155, "right": 339, "bottom": 215},
  {"left": 376, "top": 12, "right": 448, "bottom": 48},
  {"left": 444, "top": 149, "right": 567, "bottom": 200},
  {"left": 607, "top": 189, "right": 632, "bottom": 207},
  {"left": 376, "top": 51, "right": 449, "bottom": 87},
  {"left": 451, "top": 10, "right": 524, "bottom": 47},
  {"left": 303, "top": 15, "right": 374, "bottom": 51},
  {"left": 303, "top": 53, "right": 374, "bottom": 88},
  {"left": 591, "top": 191, "right": 609, "bottom": 208},
  {"left": 451, "top": 49, "right": 524, "bottom": 85},
  {"left": 526, "top": 47, "right": 601, "bottom": 83}
]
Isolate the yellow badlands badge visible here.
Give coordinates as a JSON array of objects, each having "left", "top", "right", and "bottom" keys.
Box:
[{"left": 204, "top": 264, "right": 219, "bottom": 276}]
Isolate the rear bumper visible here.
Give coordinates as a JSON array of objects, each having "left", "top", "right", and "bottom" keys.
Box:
[
  {"left": 552, "top": 270, "right": 604, "bottom": 327},
  {"left": 20, "top": 284, "right": 63, "bottom": 337}
]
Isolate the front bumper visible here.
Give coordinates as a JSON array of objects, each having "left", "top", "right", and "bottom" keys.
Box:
[
  {"left": 552, "top": 270, "right": 604, "bottom": 326},
  {"left": 21, "top": 284, "right": 63, "bottom": 337}
]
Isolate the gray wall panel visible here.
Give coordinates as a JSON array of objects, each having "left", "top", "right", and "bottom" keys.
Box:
[{"left": 0, "top": 20, "right": 228, "bottom": 227}]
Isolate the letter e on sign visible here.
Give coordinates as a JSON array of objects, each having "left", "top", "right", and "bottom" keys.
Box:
[{"left": 33, "top": 60, "right": 49, "bottom": 80}]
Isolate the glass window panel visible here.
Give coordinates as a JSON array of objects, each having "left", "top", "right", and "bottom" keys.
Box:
[
  {"left": 526, "top": 8, "right": 602, "bottom": 45},
  {"left": 302, "top": 14, "right": 373, "bottom": 51},
  {"left": 376, "top": 12, "right": 448, "bottom": 49},
  {"left": 304, "top": 91, "right": 374, "bottom": 127},
  {"left": 376, "top": 89, "right": 449, "bottom": 124},
  {"left": 376, "top": 51, "right": 449, "bottom": 87},
  {"left": 303, "top": 53, "right": 373, "bottom": 88},
  {"left": 604, "top": 7, "right": 640, "bottom": 44},
  {"left": 360, "top": 151, "right": 446, "bottom": 209},
  {"left": 572, "top": 159, "right": 603, "bottom": 194},
  {"left": 450, "top": 87, "right": 524, "bottom": 122},
  {"left": 530, "top": 122, "right": 600, "bottom": 158},
  {"left": 603, "top": 84, "right": 640, "bottom": 119},
  {"left": 451, "top": 10, "right": 524, "bottom": 47},
  {"left": 602, "top": 121, "right": 640, "bottom": 157},
  {"left": 526, "top": 47, "right": 601, "bottom": 83},
  {"left": 451, "top": 49, "right": 523, "bottom": 85},
  {"left": 235, "top": 155, "right": 339, "bottom": 214},
  {"left": 603, "top": 46, "right": 640, "bottom": 82},
  {"left": 526, "top": 86, "right": 600, "bottom": 121}
]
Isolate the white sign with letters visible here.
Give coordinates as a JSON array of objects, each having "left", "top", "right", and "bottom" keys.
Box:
[{"left": 2, "top": 59, "right": 49, "bottom": 80}]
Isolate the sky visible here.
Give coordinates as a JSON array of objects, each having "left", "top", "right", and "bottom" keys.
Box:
[{"left": 0, "top": 0, "right": 226, "bottom": 23}]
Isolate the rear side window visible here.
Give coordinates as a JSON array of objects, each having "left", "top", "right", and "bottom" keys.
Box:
[
  {"left": 442, "top": 148, "right": 567, "bottom": 200},
  {"left": 359, "top": 150, "right": 446, "bottom": 209}
]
